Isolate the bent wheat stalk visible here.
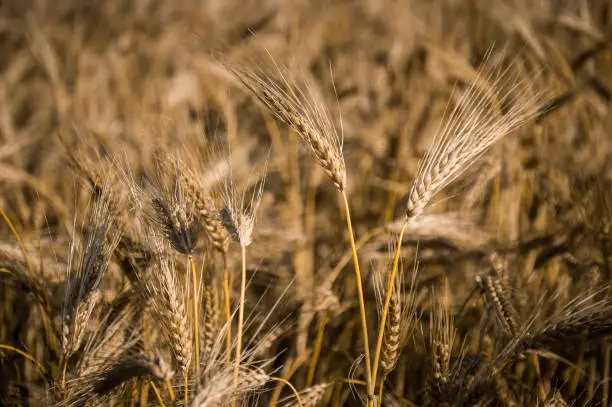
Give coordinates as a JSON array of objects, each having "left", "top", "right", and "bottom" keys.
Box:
[{"left": 372, "top": 54, "right": 542, "bottom": 394}]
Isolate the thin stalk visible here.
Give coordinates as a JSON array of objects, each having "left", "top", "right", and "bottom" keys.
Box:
[
  {"left": 131, "top": 378, "right": 139, "bottom": 407},
  {"left": 165, "top": 377, "right": 175, "bottom": 401},
  {"left": 188, "top": 255, "right": 200, "bottom": 380},
  {"left": 61, "top": 357, "right": 67, "bottom": 388},
  {"left": 340, "top": 190, "right": 373, "bottom": 403},
  {"left": 149, "top": 378, "right": 165, "bottom": 407},
  {"left": 184, "top": 372, "right": 189, "bottom": 406},
  {"left": 269, "top": 377, "right": 304, "bottom": 407},
  {"left": 306, "top": 313, "right": 328, "bottom": 386},
  {"left": 233, "top": 245, "right": 248, "bottom": 403},
  {"left": 343, "top": 378, "right": 367, "bottom": 387},
  {"left": 268, "top": 354, "right": 308, "bottom": 407},
  {"left": 603, "top": 341, "right": 610, "bottom": 407},
  {"left": 141, "top": 377, "right": 150, "bottom": 406},
  {"left": 371, "top": 222, "right": 407, "bottom": 396},
  {"left": 0, "top": 209, "right": 33, "bottom": 276},
  {"left": 0, "top": 344, "right": 47, "bottom": 375},
  {"left": 222, "top": 254, "right": 232, "bottom": 365},
  {"left": 378, "top": 380, "right": 384, "bottom": 406}
]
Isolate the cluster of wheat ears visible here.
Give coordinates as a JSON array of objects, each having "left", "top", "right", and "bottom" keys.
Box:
[{"left": 2, "top": 1, "right": 612, "bottom": 406}]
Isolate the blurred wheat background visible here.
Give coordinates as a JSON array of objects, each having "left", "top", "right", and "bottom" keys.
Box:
[{"left": 1, "top": 0, "right": 612, "bottom": 406}]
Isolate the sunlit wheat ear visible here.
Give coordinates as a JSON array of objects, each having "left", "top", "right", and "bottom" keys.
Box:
[
  {"left": 139, "top": 247, "right": 192, "bottom": 374},
  {"left": 220, "top": 160, "right": 267, "bottom": 248},
  {"left": 62, "top": 190, "right": 122, "bottom": 358},
  {"left": 219, "top": 56, "right": 346, "bottom": 190},
  {"left": 177, "top": 164, "right": 229, "bottom": 254},
  {"left": 406, "top": 55, "right": 543, "bottom": 220}
]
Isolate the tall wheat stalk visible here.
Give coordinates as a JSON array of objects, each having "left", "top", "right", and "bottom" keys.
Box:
[
  {"left": 219, "top": 158, "right": 266, "bottom": 404},
  {"left": 219, "top": 55, "right": 376, "bottom": 401},
  {"left": 371, "top": 54, "right": 542, "bottom": 395}
]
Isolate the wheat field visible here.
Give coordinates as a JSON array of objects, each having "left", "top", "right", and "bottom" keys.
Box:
[{"left": 1, "top": 0, "right": 612, "bottom": 406}]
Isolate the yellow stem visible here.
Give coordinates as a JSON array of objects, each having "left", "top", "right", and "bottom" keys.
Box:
[
  {"left": 61, "top": 358, "right": 67, "bottom": 388},
  {"left": 0, "top": 344, "right": 46, "bottom": 375},
  {"left": 378, "top": 380, "right": 385, "bottom": 406},
  {"left": 149, "top": 378, "right": 165, "bottom": 407},
  {"left": 165, "top": 377, "right": 175, "bottom": 401},
  {"left": 371, "top": 222, "right": 407, "bottom": 396},
  {"left": 306, "top": 313, "right": 328, "bottom": 386},
  {"left": 0, "top": 267, "right": 14, "bottom": 275},
  {"left": 141, "top": 377, "right": 150, "bottom": 406},
  {"left": 184, "top": 372, "right": 189, "bottom": 406},
  {"left": 188, "top": 255, "right": 200, "bottom": 381},
  {"left": 223, "top": 254, "right": 232, "bottom": 366},
  {"left": 268, "top": 355, "right": 308, "bottom": 407},
  {"left": 343, "top": 378, "right": 367, "bottom": 387},
  {"left": 269, "top": 377, "right": 304, "bottom": 407},
  {"left": 234, "top": 245, "right": 248, "bottom": 404},
  {"left": 0, "top": 209, "right": 33, "bottom": 277},
  {"left": 340, "top": 190, "right": 373, "bottom": 402}
]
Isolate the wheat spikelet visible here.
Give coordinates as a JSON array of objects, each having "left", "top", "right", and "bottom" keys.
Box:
[
  {"left": 141, "top": 253, "right": 192, "bottom": 373},
  {"left": 178, "top": 168, "right": 228, "bottom": 253},
  {"left": 475, "top": 258, "right": 520, "bottom": 338},
  {"left": 220, "top": 159, "right": 267, "bottom": 247},
  {"left": 380, "top": 287, "right": 402, "bottom": 375},
  {"left": 406, "top": 54, "right": 542, "bottom": 220},
  {"left": 219, "top": 56, "right": 346, "bottom": 190},
  {"left": 202, "top": 282, "right": 220, "bottom": 362},
  {"left": 62, "top": 190, "right": 121, "bottom": 358},
  {"left": 426, "top": 300, "right": 454, "bottom": 406}
]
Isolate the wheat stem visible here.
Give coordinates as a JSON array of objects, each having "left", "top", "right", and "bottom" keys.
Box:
[
  {"left": 0, "top": 344, "right": 47, "bottom": 375},
  {"left": 306, "top": 313, "right": 328, "bottom": 386},
  {"left": 60, "top": 354, "right": 68, "bottom": 388},
  {"left": 188, "top": 255, "right": 200, "bottom": 382},
  {"left": 165, "top": 377, "right": 175, "bottom": 401},
  {"left": 371, "top": 221, "right": 407, "bottom": 395},
  {"left": 268, "top": 354, "right": 308, "bottom": 407},
  {"left": 343, "top": 378, "right": 367, "bottom": 387},
  {"left": 340, "top": 190, "right": 373, "bottom": 403},
  {"left": 0, "top": 208, "right": 33, "bottom": 277},
  {"left": 234, "top": 244, "right": 248, "bottom": 404},
  {"left": 269, "top": 377, "right": 304, "bottom": 407},
  {"left": 603, "top": 341, "right": 610, "bottom": 407},
  {"left": 378, "top": 380, "right": 385, "bottom": 407},
  {"left": 148, "top": 378, "right": 165, "bottom": 407},
  {"left": 184, "top": 372, "right": 189, "bottom": 405},
  {"left": 223, "top": 255, "right": 232, "bottom": 365}
]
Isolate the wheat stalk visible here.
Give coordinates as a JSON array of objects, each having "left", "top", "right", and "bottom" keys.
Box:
[{"left": 219, "top": 158, "right": 267, "bottom": 404}]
